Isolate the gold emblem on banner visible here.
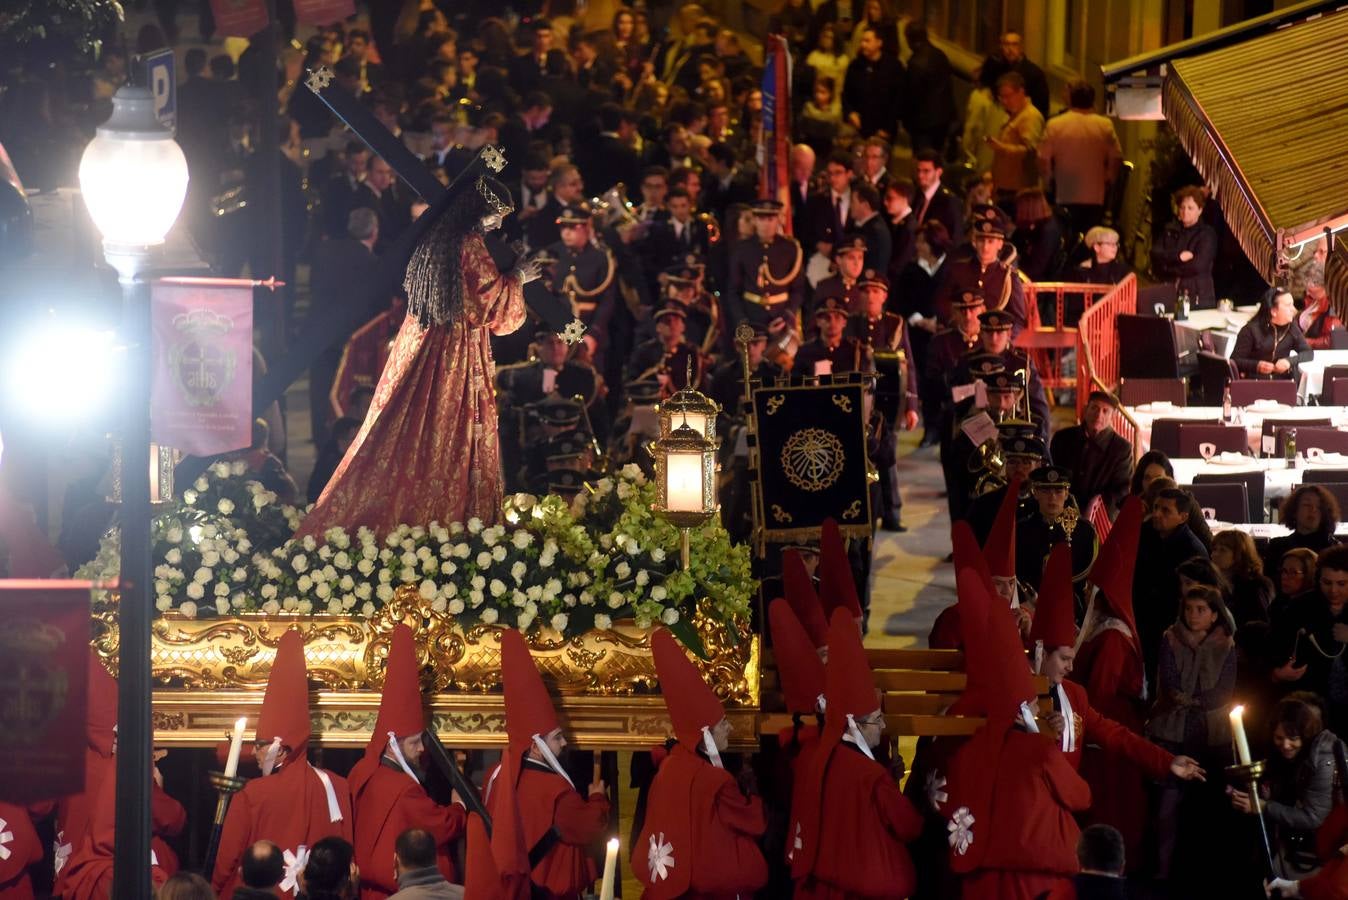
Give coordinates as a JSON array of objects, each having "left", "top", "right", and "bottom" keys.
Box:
[
  {"left": 167, "top": 308, "right": 239, "bottom": 408},
  {"left": 764, "top": 395, "right": 785, "bottom": 415},
  {"left": 0, "top": 619, "right": 69, "bottom": 743},
  {"left": 771, "top": 504, "right": 794, "bottom": 523},
  {"left": 832, "top": 394, "right": 853, "bottom": 413},
  {"left": 781, "top": 428, "right": 845, "bottom": 491}
]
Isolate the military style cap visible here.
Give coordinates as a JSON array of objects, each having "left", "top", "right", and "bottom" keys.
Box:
[
  {"left": 653, "top": 303, "right": 688, "bottom": 322},
  {"left": 545, "top": 429, "right": 590, "bottom": 462},
  {"left": 556, "top": 203, "right": 592, "bottom": 225},
  {"left": 982, "top": 370, "right": 1025, "bottom": 393},
  {"left": 1003, "top": 435, "right": 1047, "bottom": 459},
  {"left": 858, "top": 268, "right": 889, "bottom": 291},
  {"left": 971, "top": 211, "right": 1010, "bottom": 240},
  {"left": 952, "top": 290, "right": 986, "bottom": 310},
  {"left": 965, "top": 353, "right": 1006, "bottom": 378},
  {"left": 743, "top": 321, "right": 771, "bottom": 339},
  {"left": 1030, "top": 464, "right": 1072, "bottom": 488},
  {"left": 682, "top": 253, "right": 707, "bottom": 273},
  {"left": 997, "top": 419, "right": 1039, "bottom": 442},
  {"left": 978, "top": 310, "right": 1014, "bottom": 332},
  {"left": 534, "top": 395, "right": 583, "bottom": 426},
  {"left": 814, "top": 296, "right": 849, "bottom": 318},
  {"left": 751, "top": 199, "right": 785, "bottom": 216},
  {"left": 833, "top": 235, "right": 868, "bottom": 257},
  {"left": 624, "top": 379, "right": 663, "bottom": 405},
  {"left": 661, "top": 263, "right": 699, "bottom": 285}
]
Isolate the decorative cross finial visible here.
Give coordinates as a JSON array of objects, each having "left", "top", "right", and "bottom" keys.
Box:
[
  {"left": 304, "top": 66, "right": 334, "bottom": 93},
  {"left": 734, "top": 322, "right": 755, "bottom": 349},
  {"left": 481, "top": 144, "right": 507, "bottom": 174},
  {"left": 559, "top": 319, "right": 587, "bottom": 346}
]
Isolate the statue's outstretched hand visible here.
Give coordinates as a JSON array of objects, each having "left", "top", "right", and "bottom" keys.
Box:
[{"left": 513, "top": 257, "right": 543, "bottom": 285}]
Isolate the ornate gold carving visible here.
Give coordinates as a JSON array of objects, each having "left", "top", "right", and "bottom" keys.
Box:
[
  {"left": 843, "top": 499, "right": 863, "bottom": 519},
  {"left": 781, "top": 427, "right": 845, "bottom": 492},
  {"left": 771, "top": 504, "right": 793, "bottom": 523},
  {"left": 832, "top": 393, "right": 853, "bottom": 413},
  {"left": 764, "top": 395, "right": 785, "bottom": 415},
  {"left": 152, "top": 711, "right": 187, "bottom": 731}
]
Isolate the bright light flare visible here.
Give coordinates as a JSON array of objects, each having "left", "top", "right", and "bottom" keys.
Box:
[{"left": 4, "top": 323, "right": 123, "bottom": 422}]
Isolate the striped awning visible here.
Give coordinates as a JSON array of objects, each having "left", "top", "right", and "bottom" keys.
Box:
[{"left": 1161, "top": 7, "right": 1348, "bottom": 307}]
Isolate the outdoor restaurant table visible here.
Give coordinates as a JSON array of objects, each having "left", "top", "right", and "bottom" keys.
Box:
[
  {"left": 1172, "top": 304, "right": 1257, "bottom": 358},
  {"left": 1212, "top": 521, "right": 1348, "bottom": 540},
  {"left": 1297, "top": 349, "right": 1348, "bottom": 400},
  {"left": 1125, "top": 403, "right": 1348, "bottom": 455},
  {"left": 1169, "top": 455, "right": 1304, "bottom": 503}
]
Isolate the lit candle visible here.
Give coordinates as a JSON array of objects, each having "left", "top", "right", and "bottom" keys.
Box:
[
  {"left": 1229, "top": 705, "right": 1252, "bottom": 765},
  {"left": 223, "top": 717, "right": 247, "bottom": 778},
  {"left": 598, "top": 837, "right": 619, "bottom": 900},
  {"left": 666, "top": 450, "right": 704, "bottom": 512}
]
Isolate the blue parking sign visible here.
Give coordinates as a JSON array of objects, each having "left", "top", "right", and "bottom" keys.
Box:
[{"left": 142, "top": 48, "right": 176, "bottom": 134}]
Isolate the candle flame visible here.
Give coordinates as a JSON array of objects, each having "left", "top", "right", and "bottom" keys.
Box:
[
  {"left": 607, "top": 837, "right": 620, "bottom": 850},
  {"left": 235, "top": 716, "right": 248, "bottom": 730},
  {"left": 1231, "top": 705, "right": 1244, "bottom": 716}
]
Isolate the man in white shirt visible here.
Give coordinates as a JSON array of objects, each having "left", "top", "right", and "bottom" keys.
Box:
[{"left": 1037, "top": 79, "right": 1122, "bottom": 236}]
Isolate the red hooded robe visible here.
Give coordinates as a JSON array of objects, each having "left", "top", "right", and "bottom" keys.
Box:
[
  {"left": 634, "top": 629, "right": 767, "bottom": 899},
  {"left": 52, "top": 652, "right": 120, "bottom": 896},
  {"left": 211, "top": 630, "right": 353, "bottom": 898},
  {"left": 0, "top": 803, "right": 42, "bottom": 899}
]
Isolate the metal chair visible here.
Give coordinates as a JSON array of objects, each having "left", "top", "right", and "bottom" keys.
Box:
[
  {"left": 1229, "top": 380, "right": 1298, "bottom": 407},
  {"left": 1187, "top": 482, "right": 1251, "bottom": 524},
  {"left": 1193, "top": 470, "right": 1266, "bottom": 524},
  {"left": 1176, "top": 423, "right": 1249, "bottom": 458},
  {"left": 1197, "top": 352, "right": 1238, "bottom": 406},
  {"left": 1119, "top": 377, "right": 1188, "bottom": 407},
  {"left": 1119, "top": 314, "right": 1186, "bottom": 380}
]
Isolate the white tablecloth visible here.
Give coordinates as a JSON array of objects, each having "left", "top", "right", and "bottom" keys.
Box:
[
  {"left": 1214, "top": 522, "right": 1348, "bottom": 539},
  {"left": 1169, "top": 456, "right": 1302, "bottom": 503},
  {"left": 1176, "top": 305, "right": 1257, "bottom": 333},
  {"left": 1298, "top": 350, "right": 1348, "bottom": 400},
  {"left": 1126, "top": 404, "right": 1348, "bottom": 455}
]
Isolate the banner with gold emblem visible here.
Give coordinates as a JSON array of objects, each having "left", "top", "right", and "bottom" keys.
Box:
[
  {"left": 753, "top": 379, "right": 871, "bottom": 541},
  {"left": 150, "top": 280, "right": 254, "bottom": 456},
  {"left": 0, "top": 580, "right": 91, "bottom": 803}
]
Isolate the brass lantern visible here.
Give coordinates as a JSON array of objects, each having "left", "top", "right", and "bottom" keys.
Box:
[
  {"left": 108, "top": 440, "right": 178, "bottom": 505},
  {"left": 657, "top": 358, "right": 720, "bottom": 441},
  {"left": 653, "top": 421, "right": 718, "bottom": 569}
]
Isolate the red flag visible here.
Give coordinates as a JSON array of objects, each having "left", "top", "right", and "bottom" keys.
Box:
[
  {"left": 758, "top": 34, "right": 793, "bottom": 231},
  {"left": 208, "top": 0, "right": 269, "bottom": 37},
  {"left": 150, "top": 280, "right": 254, "bottom": 456},
  {"left": 294, "top": 0, "right": 356, "bottom": 27},
  {"left": 0, "top": 580, "right": 92, "bottom": 804}
]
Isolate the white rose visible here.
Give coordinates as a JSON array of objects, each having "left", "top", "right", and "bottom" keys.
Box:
[
  {"left": 252, "top": 494, "right": 268, "bottom": 512},
  {"left": 400, "top": 567, "right": 418, "bottom": 584},
  {"left": 489, "top": 579, "right": 507, "bottom": 598},
  {"left": 214, "top": 583, "right": 230, "bottom": 598},
  {"left": 194, "top": 476, "right": 210, "bottom": 491},
  {"left": 261, "top": 584, "right": 278, "bottom": 600},
  {"left": 154, "top": 579, "right": 170, "bottom": 595},
  {"left": 297, "top": 574, "right": 313, "bottom": 592},
  {"left": 376, "top": 584, "right": 394, "bottom": 602},
  {"left": 217, "top": 498, "right": 235, "bottom": 515},
  {"left": 526, "top": 585, "right": 543, "bottom": 602},
  {"left": 292, "top": 554, "right": 309, "bottom": 573},
  {"left": 201, "top": 550, "right": 220, "bottom": 567},
  {"left": 342, "top": 594, "right": 358, "bottom": 610},
  {"left": 594, "top": 614, "right": 613, "bottom": 630},
  {"left": 216, "top": 598, "right": 232, "bottom": 615},
  {"left": 476, "top": 551, "right": 493, "bottom": 569},
  {"left": 315, "top": 583, "right": 332, "bottom": 600},
  {"left": 183, "top": 489, "right": 198, "bottom": 505},
  {"left": 450, "top": 521, "right": 464, "bottom": 535},
  {"left": 339, "top": 574, "right": 354, "bottom": 591},
  {"left": 328, "top": 599, "right": 343, "bottom": 614},
  {"left": 539, "top": 550, "right": 556, "bottom": 569},
  {"left": 378, "top": 568, "right": 392, "bottom": 584},
  {"left": 165, "top": 548, "right": 183, "bottom": 566},
  {"left": 261, "top": 599, "right": 281, "bottom": 615},
  {"left": 318, "top": 546, "right": 333, "bottom": 561},
  {"left": 621, "top": 463, "right": 643, "bottom": 482},
  {"left": 379, "top": 548, "right": 393, "bottom": 562},
  {"left": 441, "top": 582, "right": 457, "bottom": 598},
  {"left": 232, "top": 567, "right": 247, "bottom": 581},
  {"left": 421, "top": 558, "right": 439, "bottom": 575},
  {"left": 357, "top": 559, "right": 375, "bottom": 576},
  {"left": 608, "top": 592, "right": 625, "bottom": 609},
  {"left": 650, "top": 585, "right": 667, "bottom": 601},
  {"left": 419, "top": 580, "right": 437, "bottom": 600},
  {"left": 232, "top": 594, "right": 247, "bottom": 608},
  {"left": 615, "top": 561, "right": 631, "bottom": 579},
  {"left": 512, "top": 530, "right": 533, "bottom": 550},
  {"left": 563, "top": 593, "right": 577, "bottom": 607},
  {"left": 297, "top": 600, "right": 313, "bottom": 614},
  {"left": 302, "top": 535, "right": 316, "bottom": 552},
  {"left": 431, "top": 597, "right": 447, "bottom": 613},
  {"left": 231, "top": 460, "right": 247, "bottom": 476},
  {"left": 165, "top": 525, "right": 183, "bottom": 544},
  {"left": 282, "top": 596, "right": 298, "bottom": 611},
  {"left": 449, "top": 598, "right": 465, "bottom": 614},
  {"left": 362, "top": 602, "right": 376, "bottom": 617},
  {"left": 480, "top": 607, "right": 499, "bottom": 624},
  {"left": 355, "top": 583, "right": 373, "bottom": 601},
  {"left": 661, "top": 608, "right": 680, "bottom": 625},
  {"left": 616, "top": 481, "right": 632, "bottom": 500},
  {"left": 511, "top": 561, "right": 527, "bottom": 583},
  {"left": 454, "top": 543, "right": 471, "bottom": 559},
  {"left": 155, "top": 596, "right": 173, "bottom": 612},
  {"left": 512, "top": 591, "right": 527, "bottom": 608},
  {"left": 440, "top": 560, "right": 457, "bottom": 577},
  {"left": 635, "top": 569, "right": 649, "bottom": 587},
  {"left": 179, "top": 600, "right": 199, "bottom": 618},
  {"left": 517, "top": 612, "right": 535, "bottom": 630},
  {"left": 334, "top": 552, "right": 351, "bottom": 569},
  {"left": 579, "top": 590, "right": 593, "bottom": 605},
  {"left": 471, "top": 575, "right": 486, "bottom": 590},
  {"left": 651, "top": 548, "right": 666, "bottom": 563},
  {"left": 400, "top": 551, "right": 417, "bottom": 568},
  {"left": 416, "top": 545, "right": 432, "bottom": 561},
  {"left": 482, "top": 528, "right": 499, "bottom": 548},
  {"left": 550, "top": 613, "right": 569, "bottom": 631},
  {"left": 193, "top": 567, "right": 212, "bottom": 584},
  {"left": 468, "top": 517, "right": 483, "bottom": 534},
  {"left": 545, "top": 578, "right": 563, "bottom": 598},
  {"left": 469, "top": 590, "right": 485, "bottom": 607},
  {"left": 491, "top": 546, "right": 507, "bottom": 563}
]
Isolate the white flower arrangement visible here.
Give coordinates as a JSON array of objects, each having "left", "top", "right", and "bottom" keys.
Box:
[{"left": 78, "top": 464, "right": 754, "bottom": 645}]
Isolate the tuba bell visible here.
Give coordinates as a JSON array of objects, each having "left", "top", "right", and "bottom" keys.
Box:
[{"left": 591, "top": 184, "right": 641, "bottom": 229}]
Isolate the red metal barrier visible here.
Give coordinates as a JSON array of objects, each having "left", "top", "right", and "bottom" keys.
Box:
[
  {"left": 1020, "top": 281, "right": 1118, "bottom": 401},
  {"left": 1075, "top": 275, "right": 1139, "bottom": 444},
  {"left": 1086, "top": 495, "right": 1113, "bottom": 540}
]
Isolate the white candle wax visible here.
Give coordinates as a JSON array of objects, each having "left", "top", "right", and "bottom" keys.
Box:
[
  {"left": 598, "top": 837, "right": 619, "bottom": 900},
  {"left": 223, "top": 716, "right": 247, "bottom": 778},
  {"left": 666, "top": 451, "right": 703, "bottom": 512},
  {"left": 1229, "top": 705, "right": 1252, "bottom": 765}
]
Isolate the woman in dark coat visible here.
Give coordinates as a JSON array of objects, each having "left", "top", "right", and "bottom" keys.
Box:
[
  {"left": 1231, "top": 287, "right": 1310, "bottom": 380},
  {"left": 1265, "top": 484, "right": 1340, "bottom": 572},
  {"left": 1150, "top": 185, "right": 1218, "bottom": 308}
]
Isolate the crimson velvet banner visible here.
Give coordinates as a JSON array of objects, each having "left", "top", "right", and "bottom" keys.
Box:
[
  {"left": 208, "top": 0, "right": 268, "bottom": 38},
  {"left": 151, "top": 280, "right": 254, "bottom": 456},
  {"left": 0, "top": 581, "right": 92, "bottom": 803},
  {"left": 294, "top": 0, "right": 356, "bottom": 26}
]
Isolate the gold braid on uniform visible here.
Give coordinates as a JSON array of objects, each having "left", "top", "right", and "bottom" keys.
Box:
[
  {"left": 757, "top": 241, "right": 803, "bottom": 288},
  {"left": 561, "top": 248, "right": 617, "bottom": 299},
  {"left": 994, "top": 243, "right": 1020, "bottom": 312}
]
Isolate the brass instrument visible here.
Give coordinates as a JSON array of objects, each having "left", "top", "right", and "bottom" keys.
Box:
[
  {"left": 573, "top": 393, "right": 610, "bottom": 475},
  {"left": 698, "top": 210, "right": 721, "bottom": 244},
  {"left": 591, "top": 184, "right": 641, "bottom": 230},
  {"left": 1056, "top": 503, "right": 1081, "bottom": 546}
]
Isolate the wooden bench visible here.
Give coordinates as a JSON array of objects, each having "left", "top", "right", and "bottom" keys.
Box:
[{"left": 759, "top": 647, "right": 1051, "bottom": 738}]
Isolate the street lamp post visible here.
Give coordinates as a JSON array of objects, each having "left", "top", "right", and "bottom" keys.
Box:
[{"left": 78, "top": 84, "right": 188, "bottom": 899}]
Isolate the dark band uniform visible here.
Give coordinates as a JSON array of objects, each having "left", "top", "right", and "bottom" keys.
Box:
[
  {"left": 793, "top": 297, "right": 866, "bottom": 379},
  {"left": 1015, "top": 464, "right": 1099, "bottom": 600},
  {"left": 847, "top": 269, "right": 919, "bottom": 422},
  {"left": 625, "top": 305, "right": 702, "bottom": 391},
  {"left": 967, "top": 430, "right": 1046, "bottom": 544},
  {"left": 922, "top": 291, "right": 985, "bottom": 446},
  {"left": 942, "top": 363, "right": 1021, "bottom": 524},
  {"left": 810, "top": 236, "right": 869, "bottom": 321},
  {"left": 977, "top": 309, "right": 1051, "bottom": 441},
  {"left": 543, "top": 205, "right": 619, "bottom": 344},
  {"left": 638, "top": 262, "right": 719, "bottom": 354},
  {"left": 726, "top": 200, "right": 805, "bottom": 331},
  {"left": 934, "top": 215, "right": 1028, "bottom": 334}
]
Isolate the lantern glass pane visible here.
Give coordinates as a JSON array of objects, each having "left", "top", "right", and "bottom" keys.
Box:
[{"left": 666, "top": 450, "right": 704, "bottom": 512}]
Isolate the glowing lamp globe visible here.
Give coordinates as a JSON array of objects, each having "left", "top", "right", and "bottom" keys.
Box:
[
  {"left": 78, "top": 86, "right": 189, "bottom": 255},
  {"left": 653, "top": 422, "right": 719, "bottom": 569}
]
